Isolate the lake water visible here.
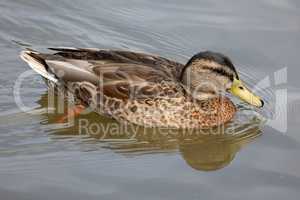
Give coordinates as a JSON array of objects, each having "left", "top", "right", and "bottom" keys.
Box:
[{"left": 0, "top": 0, "right": 300, "bottom": 199}]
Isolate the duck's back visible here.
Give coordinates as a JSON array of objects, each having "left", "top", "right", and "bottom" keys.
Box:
[{"left": 49, "top": 48, "right": 184, "bottom": 79}]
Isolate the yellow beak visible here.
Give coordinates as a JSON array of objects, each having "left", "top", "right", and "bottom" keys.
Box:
[{"left": 229, "top": 78, "right": 264, "bottom": 108}]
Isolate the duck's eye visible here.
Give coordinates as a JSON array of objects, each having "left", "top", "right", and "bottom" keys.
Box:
[{"left": 239, "top": 86, "right": 244, "bottom": 90}]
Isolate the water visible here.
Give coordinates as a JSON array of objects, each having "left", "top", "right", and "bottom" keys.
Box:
[{"left": 0, "top": 0, "right": 300, "bottom": 199}]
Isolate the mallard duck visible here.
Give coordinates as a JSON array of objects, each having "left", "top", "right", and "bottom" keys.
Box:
[{"left": 20, "top": 48, "right": 263, "bottom": 128}]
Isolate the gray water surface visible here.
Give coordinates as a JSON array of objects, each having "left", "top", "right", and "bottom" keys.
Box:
[{"left": 1, "top": 0, "right": 300, "bottom": 199}]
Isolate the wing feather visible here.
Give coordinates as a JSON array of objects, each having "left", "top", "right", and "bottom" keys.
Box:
[{"left": 22, "top": 48, "right": 185, "bottom": 105}]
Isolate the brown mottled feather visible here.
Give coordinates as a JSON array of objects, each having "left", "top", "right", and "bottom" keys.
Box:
[{"left": 21, "top": 48, "right": 236, "bottom": 128}]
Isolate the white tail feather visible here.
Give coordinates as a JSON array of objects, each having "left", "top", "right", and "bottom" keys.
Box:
[{"left": 20, "top": 51, "right": 58, "bottom": 83}]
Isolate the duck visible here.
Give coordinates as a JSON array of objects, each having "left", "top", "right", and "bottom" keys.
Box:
[{"left": 20, "top": 47, "right": 264, "bottom": 129}]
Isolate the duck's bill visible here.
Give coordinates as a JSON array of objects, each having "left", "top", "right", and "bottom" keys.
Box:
[{"left": 229, "top": 78, "right": 264, "bottom": 108}]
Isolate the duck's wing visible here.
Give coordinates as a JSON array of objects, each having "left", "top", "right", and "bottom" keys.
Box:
[
  {"left": 48, "top": 47, "right": 184, "bottom": 79},
  {"left": 20, "top": 48, "right": 185, "bottom": 104}
]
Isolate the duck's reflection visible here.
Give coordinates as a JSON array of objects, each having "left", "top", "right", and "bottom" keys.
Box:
[
  {"left": 37, "top": 92, "right": 262, "bottom": 171},
  {"left": 179, "top": 133, "right": 258, "bottom": 171}
]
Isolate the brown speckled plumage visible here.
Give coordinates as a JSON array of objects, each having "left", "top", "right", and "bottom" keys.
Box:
[{"left": 20, "top": 48, "right": 237, "bottom": 128}]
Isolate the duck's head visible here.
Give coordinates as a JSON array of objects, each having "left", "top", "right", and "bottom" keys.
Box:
[{"left": 180, "top": 51, "right": 264, "bottom": 107}]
